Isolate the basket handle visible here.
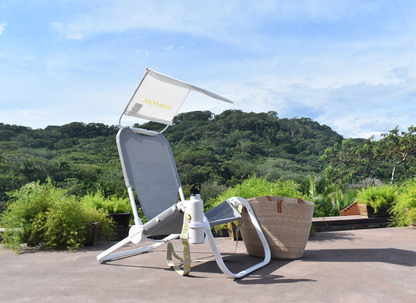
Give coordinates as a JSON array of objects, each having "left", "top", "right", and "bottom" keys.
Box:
[
  {"left": 266, "top": 196, "right": 301, "bottom": 212},
  {"left": 277, "top": 200, "right": 282, "bottom": 213},
  {"left": 265, "top": 196, "right": 283, "bottom": 213}
]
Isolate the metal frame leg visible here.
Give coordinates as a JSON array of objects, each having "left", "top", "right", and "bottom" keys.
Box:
[{"left": 204, "top": 196, "right": 271, "bottom": 279}]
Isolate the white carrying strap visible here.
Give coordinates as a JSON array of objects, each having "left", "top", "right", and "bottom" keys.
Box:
[
  {"left": 232, "top": 218, "right": 243, "bottom": 254},
  {"left": 232, "top": 204, "right": 244, "bottom": 253},
  {"left": 166, "top": 212, "right": 191, "bottom": 275},
  {"left": 166, "top": 212, "right": 209, "bottom": 276}
]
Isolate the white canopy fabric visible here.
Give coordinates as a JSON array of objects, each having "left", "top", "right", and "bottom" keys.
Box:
[{"left": 121, "top": 68, "right": 233, "bottom": 125}]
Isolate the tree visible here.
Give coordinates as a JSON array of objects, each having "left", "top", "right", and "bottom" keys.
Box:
[
  {"left": 321, "top": 138, "right": 382, "bottom": 186},
  {"left": 354, "top": 137, "right": 383, "bottom": 186},
  {"left": 381, "top": 125, "right": 416, "bottom": 185},
  {"left": 17, "top": 158, "right": 36, "bottom": 183},
  {"left": 321, "top": 140, "right": 358, "bottom": 186},
  {"left": 1, "top": 110, "right": 346, "bottom": 194}
]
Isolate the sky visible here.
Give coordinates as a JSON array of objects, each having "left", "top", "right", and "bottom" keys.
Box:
[{"left": 1, "top": 0, "right": 416, "bottom": 139}]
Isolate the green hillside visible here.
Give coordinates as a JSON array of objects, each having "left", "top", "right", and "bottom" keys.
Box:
[
  {"left": 141, "top": 110, "right": 343, "bottom": 186},
  {"left": 0, "top": 110, "right": 344, "bottom": 207}
]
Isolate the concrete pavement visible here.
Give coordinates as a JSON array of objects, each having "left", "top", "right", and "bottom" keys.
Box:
[{"left": 1, "top": 227, "right": 415, "bottom": 302}]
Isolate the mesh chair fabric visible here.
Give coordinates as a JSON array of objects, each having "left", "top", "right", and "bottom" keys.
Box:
[{"left": 117, "top": 128, "right": 181, "bottom": 221}]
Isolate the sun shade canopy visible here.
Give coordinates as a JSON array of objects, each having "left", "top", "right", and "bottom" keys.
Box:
[{"left": 120, "top": 67, "right": 233, "bottom": 125}]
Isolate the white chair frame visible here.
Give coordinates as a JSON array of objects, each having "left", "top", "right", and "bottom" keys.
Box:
[{"left": 97, "top": 194, "right": 271, "bottom": 279}]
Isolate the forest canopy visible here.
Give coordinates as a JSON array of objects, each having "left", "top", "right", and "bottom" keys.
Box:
[{"left": 1, "top": 110, "right": 410, "bottom": 212}]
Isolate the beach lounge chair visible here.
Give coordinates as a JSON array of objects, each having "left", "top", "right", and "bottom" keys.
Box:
[{"left": 96, "top": 68, "right": 270, "bottom": 278}]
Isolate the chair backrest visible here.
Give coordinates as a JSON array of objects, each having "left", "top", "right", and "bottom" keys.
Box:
[{"left": 117, "top": 127, "right": 181, "bottom": 221}]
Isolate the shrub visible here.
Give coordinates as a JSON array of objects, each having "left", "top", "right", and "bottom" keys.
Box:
[
  {"left": 0, "top": 179, "right": 115, "bottom": 253},
  {"left": 81, "top": 191, "right": 131, "bottom": 214},
  {"left": 356, "top": 185, "right": 398, "bottom": 212},
  {"left": 79, "top": 204, "right": 115, "bottom": 242},
  {"left": 1, "top": 181, "right": 59, "bottom": 252},
  {"left": 0, "top": 192, "right": 10, "bottom": 213},
  {"left": 390, "top": 181, "right": 416, "bottom": 227},
  {"left": 205, "top": 175, "right": 304, "bottom": 212},
  {"left": 31, "top": 192, "right": 85, "bottom": 250}
]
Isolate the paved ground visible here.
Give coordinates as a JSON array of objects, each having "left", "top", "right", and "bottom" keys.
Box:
[{"left": 1, "top": 227, "right": 415, "bottom": 303}]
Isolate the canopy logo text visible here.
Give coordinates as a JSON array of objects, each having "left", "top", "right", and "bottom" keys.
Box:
[{"left": 143, "top": 99, "right": 173, "bottom": 111}]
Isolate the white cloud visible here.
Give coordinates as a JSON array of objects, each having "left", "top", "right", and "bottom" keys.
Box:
[
  {"left": 0, "top": 22, "right": 7, "bottom": 35},
  {"left": 181, "top": 71, "right": 416, "bottom": 139},
  {"left": 390, "top": 67, "right": 411, "bottom": 80},
  {"left": 18, "top": 109, "right": 50, "bottom": 120},
  {"left": 51, "top": 22, "right": 63, "bottom": 30},
  {"left": 136, "top": 49, "right": 150, "bottom": 57},
  {"left": 66, "top": 33, "right": 82, "bottom": 39},
  {"left": 2, "top": 0, "right": 416, "bottom": 140},
  {"left": 55, "top": 0, "right": 398, "bottom": 47},
  {"left": 0, "top": 109, "right": 53, "bottom": 127}
]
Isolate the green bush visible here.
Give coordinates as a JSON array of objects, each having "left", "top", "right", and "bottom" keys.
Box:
[
  {"left": 81, "top": 191, "right": 131, "bottom": 214},
  {"left": 79, "top": 204, "right": 115, "bottom": 242},
  {"left": 205, "top": 175, "right": 304, "bottom": 211},
  {"left": 390, "top": 181, "right": 416, "bottom": 227},
  {"left": 0, "top": 179, "right": 115, "bottom": 253},
  {"left": 31, "top": 191, "right": 85, "bottom": 250},
  {"left": 1, "top": 181, "right": 57, "bottom": 252},
  {"left": 356, "top": 185, "right": 398, "bottom": 212}
]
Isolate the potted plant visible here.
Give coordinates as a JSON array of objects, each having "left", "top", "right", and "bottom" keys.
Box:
[
  {"left": 356, "top": 185, "right": 398, "bottom": 217},
  {"left": 80, "top": 204, "right": 115, "bottom": 245},
  {"left": 81, "top": 192, "right": 132, "bottom": 228},
  {"left": 390, "top": 180, "right": 416, "bottom": 227}
]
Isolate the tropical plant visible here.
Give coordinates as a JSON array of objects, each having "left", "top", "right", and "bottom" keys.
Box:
[
  {"left": 343, "top": 189, "right": 358, "bottom": 207},
  {"left": 306, "top": 172, "right": 336, "bottom": 217},
  {"left": 390, "top": 180, "right": 416, "bottom": 227},
  {"left": 356, "top": 185, "right": 398, "bottom": 213},
  {"left": 305, "top": 172, "right": 359, "bottom": 217},
  {"left": 17, "top": 159, "right": 36, "bottom": 183},
  {"left": 328, "top": 189, "right": 344, "bottom": 214}
]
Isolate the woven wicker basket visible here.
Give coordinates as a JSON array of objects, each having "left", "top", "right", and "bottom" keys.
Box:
[{"left": 241, "top": 196, "right": 314, "bottom": 260}]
